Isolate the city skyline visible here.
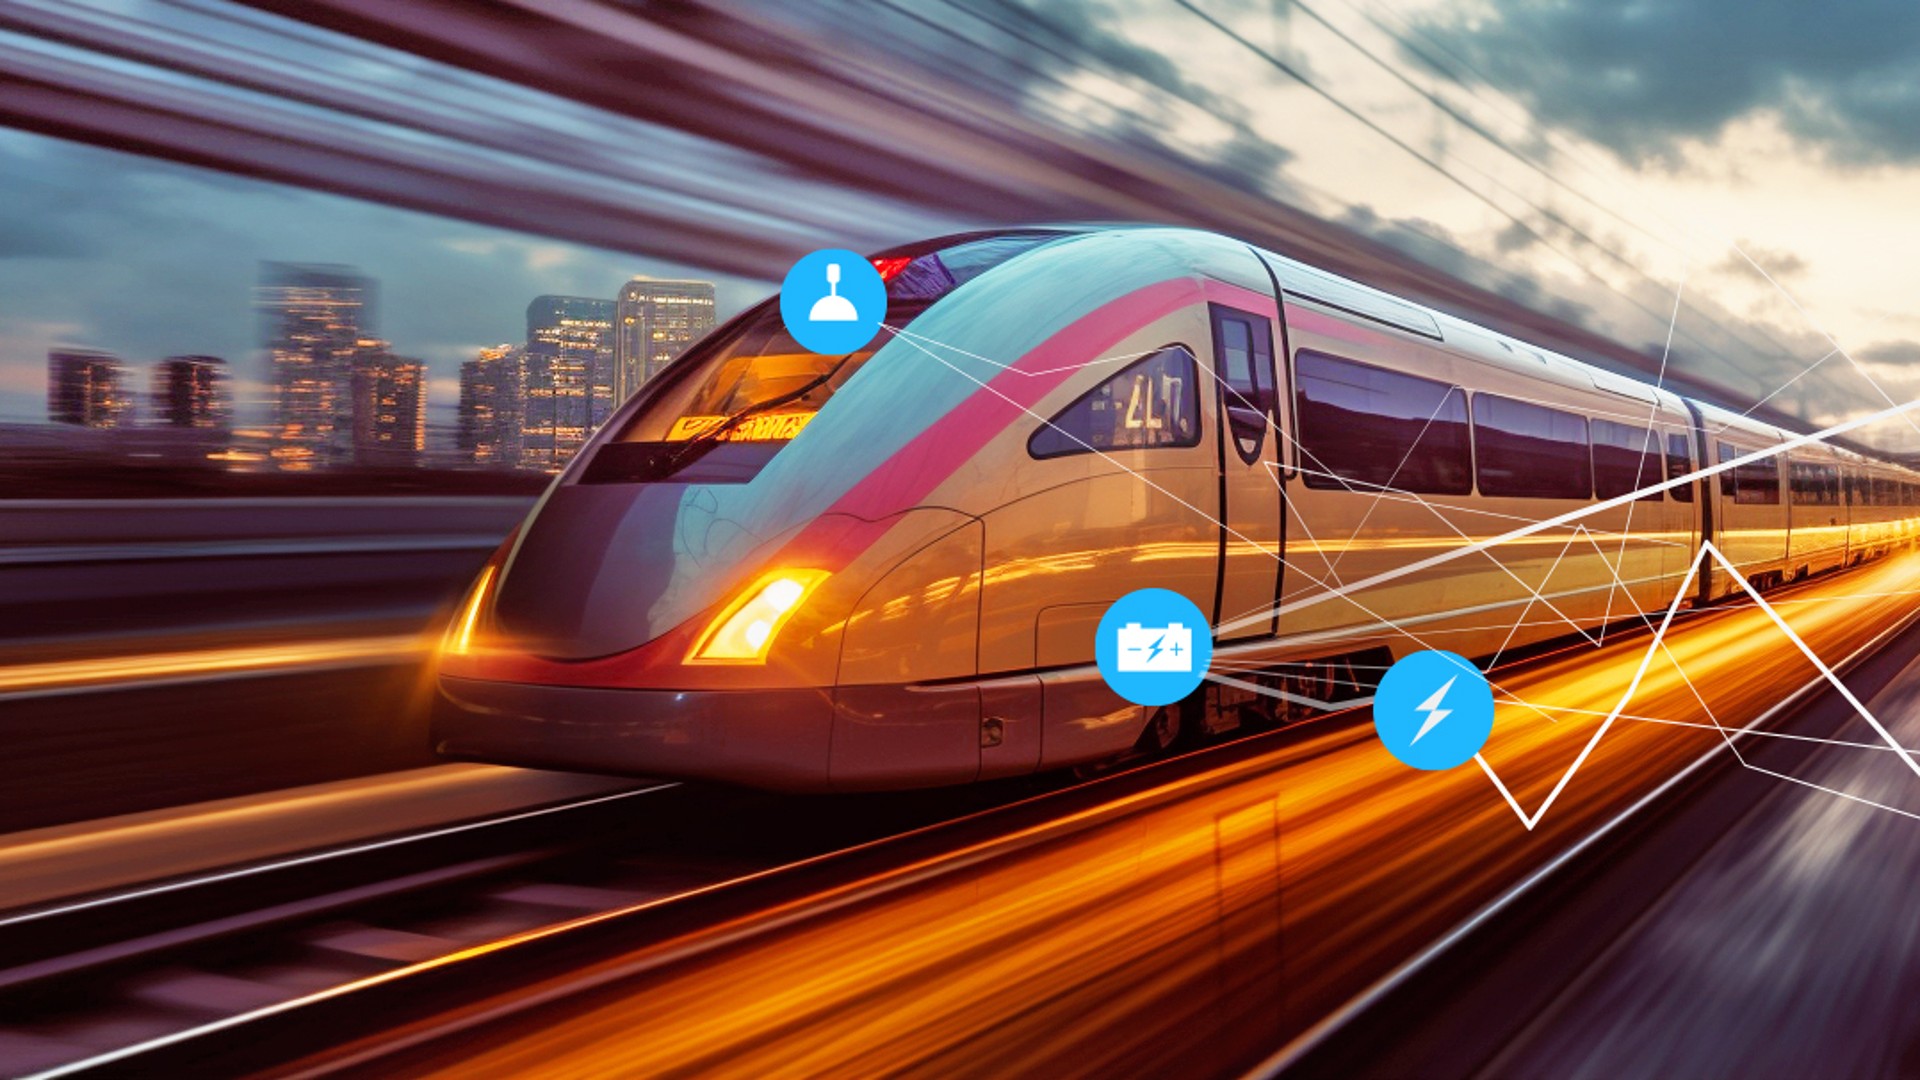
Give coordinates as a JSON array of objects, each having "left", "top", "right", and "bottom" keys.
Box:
[
  {"left": 0, "top": 128, "right": 763, "bottom": 429},
  {"left": 42, "top": 262, "right": 721, "bottom": 472}
]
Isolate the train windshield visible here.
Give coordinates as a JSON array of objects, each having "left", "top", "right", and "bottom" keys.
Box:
[{"left": 581, "top": 232, "right": 1063, "bottom": 484}]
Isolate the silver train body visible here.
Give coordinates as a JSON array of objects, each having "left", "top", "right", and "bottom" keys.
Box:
[{"left": 433, "top": 227, "right": 1920, "bottom": 790}]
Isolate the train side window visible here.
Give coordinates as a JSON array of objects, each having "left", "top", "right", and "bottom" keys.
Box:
[
  {"left": 1473, "top": 394, "right": 1591, "bottom": 499},
  {"left": 1293, "top": 351, "right": 1471, "bottom": 495},
  {"left": 1791, "top": 461, "right": 1840, "bottom": 506},
  {"left": 1592, "top": 418, "right": 1663, "bottom": 501},
  {"left": 1210, "top": 305, "right": 1275, "bottom": 464},
  {"left": 1027, "top": 345, "right": 1201, "bottom": 459},
  {"left": 1734, "top": 452, "right": 1782, "bottom": 504},
  {"left": 1666, "top": 433, "right": 1693, "bottom": 503},
  {"left": 1718, "top": 442, "right": 1737, "bottom": 498}
]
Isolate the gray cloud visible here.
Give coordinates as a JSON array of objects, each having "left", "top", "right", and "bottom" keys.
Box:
[
  {"left": 1859, "top": 340, "right": 1920, "bottom": 365},
  {"left": 1712, "top": 241, "right": 1810, "bottom": 282},
  {"left": 1411, "top": 0, "right": 1920, "bottom": 166},
  {"left": 1018, "top": 0, "right": 1240, "bottom": 117}
]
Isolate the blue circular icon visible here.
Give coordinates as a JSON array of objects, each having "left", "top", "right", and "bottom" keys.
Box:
[
  {"left": 780, "top": 249, "right": 888, "bottom": 355},
  {"left": 1095, "top": 588, "right": 1213, "bottom": 707},
  {"left": 1373, "top": 650, "right": 1493, "bottom": 770}
]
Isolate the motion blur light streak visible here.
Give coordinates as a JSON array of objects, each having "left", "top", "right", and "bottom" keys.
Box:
[
  {"left": 0, "top": 765, "right": 645, "bottom": 915},
  {"left": 0, "top": 633, "right": 426, "bottom": 697},
  {"left": 5, "top": 3, "right": 1920, "bottom": 1076},
  {"left": 295, "top": 555, "right": 1920, "bottom": 1079},
  {"left": 448, "top": 565, "right": 495, "bottom": 656}
]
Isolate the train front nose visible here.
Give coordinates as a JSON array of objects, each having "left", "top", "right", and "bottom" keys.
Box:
[
  {"left": 432, "top": 483, "right": 854, "bottom": 790},
  {"left": 487, "top": 485, "right": 686, "bottom": 659},
  {"left": 431, "top": 478, "right": 992, "bottom": 791}
]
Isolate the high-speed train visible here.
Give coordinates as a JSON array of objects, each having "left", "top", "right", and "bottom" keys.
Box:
[{"left": 433, "top": 226, "right": 1920, "bottom": 791}]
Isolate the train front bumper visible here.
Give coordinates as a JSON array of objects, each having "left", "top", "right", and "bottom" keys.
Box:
[{"left": 434, "top": 676, "right": 836, "bottom": 791}]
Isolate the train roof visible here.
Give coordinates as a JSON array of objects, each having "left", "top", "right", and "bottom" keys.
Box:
[
  {"left": 893, "top": 225, "right": 1916, "bottom": 478},
  {"left": 1690, "top": 398, "right": 1792, "bottom": 445}
]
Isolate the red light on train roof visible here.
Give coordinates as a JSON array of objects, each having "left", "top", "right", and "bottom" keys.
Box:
[{"left": 871, "top": 256, "right": 912, "bottom": 282}]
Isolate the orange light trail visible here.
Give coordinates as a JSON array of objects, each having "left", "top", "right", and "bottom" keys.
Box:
[
  {"left": 0, "top": 634, "right": 428, "bottom": 696},
  {"left": 360, "top": 554, "right": 1920, "bottom": 1078}
]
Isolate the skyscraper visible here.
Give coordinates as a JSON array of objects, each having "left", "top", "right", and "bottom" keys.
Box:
[
  {"left": 522, "top": 295, "right": 613, "bottom": 471},
  {"left": 458, "top": 344, "right": 524, "bottom": 468},
  {"left": 151, "top": 355, "right": 228, "bottom": 429},
  {"left": 47, "top": 348, "right": 128, "bottom": 427},
  {"left": 614, "top": 278, "right": 716, "bottom": 403},
  {"left": 349, "top": 339, "right": 426, "bottom": 467},
  {"left": 259, "top": 262, "right": 374, "bottom": 471}
]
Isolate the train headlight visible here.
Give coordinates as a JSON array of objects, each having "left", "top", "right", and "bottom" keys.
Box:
[{"left": 689, "top": 569, "right": 830, "bottom": 664}]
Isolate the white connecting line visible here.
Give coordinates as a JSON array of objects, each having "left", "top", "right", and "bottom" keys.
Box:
[
  {"left": 1477, "top": 540, "right": 1920, "bottom": 831},
  {"left": 877, "top": 301, "right": 1920, "bottom": 832}
]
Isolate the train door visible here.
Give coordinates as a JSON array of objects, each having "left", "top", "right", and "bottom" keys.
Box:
[
  {"left": 1210, "top": 304, "right": 1284, "bottom": 641},
  {"left": 1843, "top": 465, "right": 1858, "bottom": 564},
  {"left": 1664, "top": 426, "right": 1700, "bottom": 593}
]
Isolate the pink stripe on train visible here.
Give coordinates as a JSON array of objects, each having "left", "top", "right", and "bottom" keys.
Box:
[{"left": 779, "top": 275, "right": 1277, "bottom": 570}]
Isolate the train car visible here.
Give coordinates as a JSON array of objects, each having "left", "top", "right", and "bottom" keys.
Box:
[
  {"left": 1694, "top": 401, "right": 1793, "bottom": 594},
  {"left": 1785, "top": 442, "right": 1849, "bottom": 581},
  {"left": 433, "top": 226, "right": 1917, "bottom": 791},
  {"left": 1260, "top": 281, "right": 1696, "bottom": 668},
  {"left": 1854, "top": 461, "right": 1903, "bottom": 562}
]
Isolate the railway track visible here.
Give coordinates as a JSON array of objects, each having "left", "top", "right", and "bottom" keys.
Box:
[
  {"left": 0, "top": 778, "right": 1043, "bottom": 1077},
  {"left": 4, "top": 565, "right": 1915, "bottom": 1078},
  {"left": 1259, "top": 594, "right": 1920, "bottom": 1079}
]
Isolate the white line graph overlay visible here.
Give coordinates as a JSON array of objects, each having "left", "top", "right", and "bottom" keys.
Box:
[
  {"left": 1475, "top": 540, "right": 1920, "bottom": 831},
  {"left": 878, "top": 271, "right": 1920, "bottom": 833}
]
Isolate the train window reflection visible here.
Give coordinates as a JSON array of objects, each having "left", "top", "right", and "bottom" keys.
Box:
[
  {"left": 1473, "top": 394, "right": 1590, "bottom": 499},
  {"left": 1591, "top": 418, "right": 1663, "bottom": 502},
  {"left": 589, "top": 232, "right": 1063, "bottom": 484},
  {"left": 1720, "top": 442, "right": 1782, "bottom": 504},
  {"left": 1790, "top": 461, "right": 1841, "bottom": 506},
  {"left": 587, "top": 301, "right": 882, "bottom": 484},
  {"left": 883, "top": 234, "right": 1059, "bottom": 301},
  {"left": 1294, "top": 351, "right": 1471, "bottom": 495},
  {"left": 1211, "top": 305, "right": 1274, "bottom": 464},
  {"left": 1667, "top": 433, "right": 1694, "bottom": 503},
  {"left": 1027, "top": 346, "right": 1200, "bottom": 459}
]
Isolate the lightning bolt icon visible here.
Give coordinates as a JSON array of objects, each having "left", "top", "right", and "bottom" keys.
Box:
[
  {"left": 1145, "top": 635, "right": 1166, "bottom": 663},
  {"left": 1409, "top": 675, "right": 1457, "bottom": 746}
]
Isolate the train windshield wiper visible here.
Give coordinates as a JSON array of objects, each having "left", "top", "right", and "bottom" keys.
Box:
[{"left": 656, "top": 351, "right": 856, "bottom": 470}]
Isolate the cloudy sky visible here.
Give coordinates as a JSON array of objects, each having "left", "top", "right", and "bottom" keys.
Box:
[
  {"left": 989, "top": 0, "right": 1920, "bottom": 442},
  {"left": 3, "top": 0, "right": 1918, "bottom": 449}
]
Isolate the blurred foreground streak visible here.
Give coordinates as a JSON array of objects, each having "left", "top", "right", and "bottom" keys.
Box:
[
  {"left": 0, "top": 497, "right": 528, "bottom": 830},
  {"left": 286, "top": 556, "right": 1920, "bottom": 1078},
  {"left": 0, "top": 0, "right": 1775, "bottom": 416}
]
